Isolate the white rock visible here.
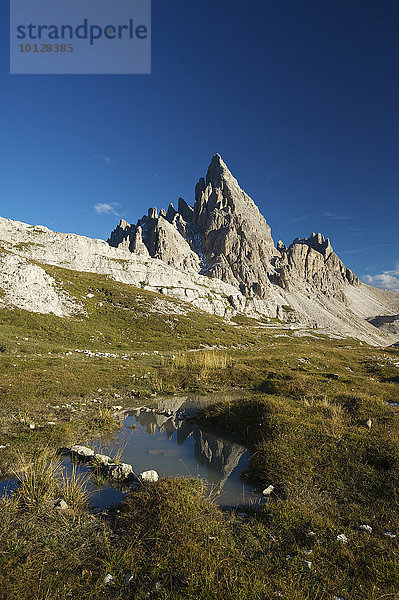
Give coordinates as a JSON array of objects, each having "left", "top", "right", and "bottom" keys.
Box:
[
  {"left": 105, "top": 463, "right": 134, "bottom": 480},
  {"left": 336, "top": 534, "right": 348, "bottom": 543},
  {"left": 70, "top": 445, "right": 95, "bottom": 458},
  {"left": 53, "top": 498, "right": 68, "bottom": 510},
  {"left": 303, "top": 560, "right": 312, "bottom": 570},
  {"left": 384, "top": 531, "right": 396, "bottom": 538},
  {"left": 139, "top": 469, "right": 159, "bottom": 483},
  {"left": 262, "top": 485, "right": 274, "bottom": 496},
  {"left": 93, "top": 453, "right": 113, "bottom": 466},
  {"left": 358, "top": 524, "right": 372, "bottom": 533},
  {"left": 104, "top": 574, "right": 114, "bottom": 585}
]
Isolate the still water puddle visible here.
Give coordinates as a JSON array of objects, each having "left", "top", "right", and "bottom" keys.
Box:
[{"left": 2, "top": 394, "right": 262, "bottom": 510}]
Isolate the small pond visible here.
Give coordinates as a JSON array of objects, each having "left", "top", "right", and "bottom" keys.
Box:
[{"left": 1, "top": 394, "right": 263, "bottom": 510}]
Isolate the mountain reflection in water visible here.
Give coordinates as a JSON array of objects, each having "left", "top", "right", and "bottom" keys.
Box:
[{"left": 132, "top": 406, "right": 246, "bottom": 493}]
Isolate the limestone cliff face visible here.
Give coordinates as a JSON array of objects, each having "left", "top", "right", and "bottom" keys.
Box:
[
  {"left": 190, "top": 154, "right": 276, "bottom": 297},
  {"left": 108, "top": 154, "right": 278, "bottom": 298},
  {"left": 274, "top": 233, "right": 359, "bottom": 297},
  {"left": 108, "top": 154, "right": 359, "bottom": 301}
]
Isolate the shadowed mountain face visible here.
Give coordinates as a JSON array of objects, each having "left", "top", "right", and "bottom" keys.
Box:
[{"left": 108, "top": 154, "right": 358, "bottom": 300}]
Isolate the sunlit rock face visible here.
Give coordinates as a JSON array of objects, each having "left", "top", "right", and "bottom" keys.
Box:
[
  {"left": 273, "top": 232, "right": 359, "bottom": 296},
  {"left": 109, "top": 154, "right": 278, "bottom": 298},
  {"left": 108, "top": 155, "right": 359, "bottom": 302}
]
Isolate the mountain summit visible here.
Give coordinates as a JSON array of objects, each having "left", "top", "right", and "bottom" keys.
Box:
[
  {"left": 0, "top": 156, "right": 397, "bottom": 346},
  {"left": 108, "top": 154, "right": 358, "bottom": 300}
]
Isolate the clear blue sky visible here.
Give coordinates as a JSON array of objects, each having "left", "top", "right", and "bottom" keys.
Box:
[{"left": 1, "top": 1, "right": 398, "bottom": 290}]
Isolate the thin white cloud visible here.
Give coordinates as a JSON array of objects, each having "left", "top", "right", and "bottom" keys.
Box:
[
  {"left": 288, "top": 212, "right": 356, "bottom": 223},
  {"left": 320, "top": 212, "right": 356, "bottom": 220},
  {"left": 340, "top": 243, "right": 394, "bottom": 256},
  {"left": 93, "top": 202, "right": 120, "bottom": 216},
  {"left": 363, "top": 266, "right": 399, "bottom": 292},
  {"left": 93, "top": 154, "right": 114, "bottom": 166}
]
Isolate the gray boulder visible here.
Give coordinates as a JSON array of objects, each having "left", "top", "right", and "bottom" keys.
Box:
[
  {"left": 138, "top": 469, "right": 159, "bottom": 483},
  {"left": 105, "top": 463, "right": 134, "bottom": 480}
]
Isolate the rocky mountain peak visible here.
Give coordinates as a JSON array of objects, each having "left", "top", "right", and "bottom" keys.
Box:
[
  {"left": 274, "top": 232, "right": 358, "bottom": 294},
  {"left": 205, "top": 153, "right": 231, "bottom": 187},
  {"left": 108, "top": 154, "right": 359, "bottom": 301}
]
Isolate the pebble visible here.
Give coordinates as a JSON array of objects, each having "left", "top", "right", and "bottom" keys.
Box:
[
  {"left": 104, "top": 574, "right": 114, "bottom": 585},
  {"left": 337, "top": 534, "right": 348, "bottom": 543},
  {"left": 303, "top": 560, "right": 312, "bottom": 570},
  {"left": 384, "top": 531, "right": 396, "bottom": 538},
  {"left": 262, "top": 484, "right": 275, "bottom": 496},
  {"left": 358, "top": 524, "right": 372, "bottom": 533},
  {"left": 138, "top": 469, "right": 159, "bottom": 483},
  {"left": 53, "top": 498, "right": 68, "bottom": 510}
]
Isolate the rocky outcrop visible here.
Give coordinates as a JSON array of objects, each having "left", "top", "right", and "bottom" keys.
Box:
[
  {"left": 108, "top": 156, "right": 359, "bottom": 302},
  {"left": 109, "top": 155, "right": 278, "bottom": 298},
  {"left": 274, "top": 232, "right": 359, "bottom": 297}
]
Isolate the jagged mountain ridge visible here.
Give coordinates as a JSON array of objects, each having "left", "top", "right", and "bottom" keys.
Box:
[
  {"left": 109, "top": 154, "right": 358, "bottom": 301},
  {"left": 0, "top": 154, "right": 398, "bottom": 346}
]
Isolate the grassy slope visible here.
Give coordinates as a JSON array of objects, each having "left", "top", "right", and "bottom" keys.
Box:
[{"left": 0, "top": 264, "right": 398, "bottom": 599}]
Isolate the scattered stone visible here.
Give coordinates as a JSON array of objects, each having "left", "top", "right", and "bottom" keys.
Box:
[
  {"left": 125, "top": 572, "right": 134, "bottom": 585},
  {"left": 336, "top": 534, "right": 348, "bottom": 543},
  {"left": 105, "top": 463, "right": 134, "bottom": 480},
  {"left": 302, "top": 560, "right": 312, "bottom": 570},
  {"left": 93, "top": 453, "right": 113, "bottom": 466},
  {"left": 303, "top": 549, "right": 312, "bottom": 555},
  {"left": 333, "top": 596, "right": 345, "bottom": 600},
  {"left": 385, "top": 402, "right": 399, "bottom": 407},
  {"left": 46, "top": 421, "right": 57, "bottom": 426},
  {"left": 154, "top": 581, "right": 162, "bottom": 592},
  {"left": 384, "top": 531, "right": 396, "bottom": 538},
  {"left": 53, "top": 498, "right": 68, "bottom": 510},
  {"left": 112, "top": 405, "right": 123, "bottom": 411},
  {"left": 262, "top": 485, "right": 275, "bottom": 496},
  {"left": 366, "top": 418, "right": 372, "bottom": 429},
  {"left": 307, "top": 531, "right": 316, "bottom": 537},
  {"left": 29, "top": 423, "right": 35, "bottom": 430},
  {"left": 139, "top": 469, "right": 159, "bottom": 483},
  {"left": 104, "top": 574, "right": 114, "bottom": 585},
  {"left": 358, "top": 524, "right": 372, "bottom": 533},
  {"left": 71, "top": 445, "right": 95, "bottom": 459}
]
